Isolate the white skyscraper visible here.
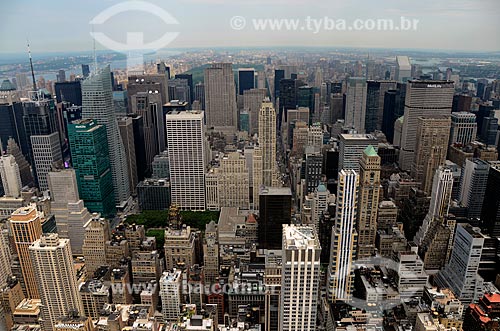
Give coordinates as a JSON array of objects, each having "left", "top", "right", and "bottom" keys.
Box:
[
  {"left": 328, "top": 170, "right": 359, "bottom": 302},
  {"left": 280, "top": 225, "right": 321, "bottom": 331},
  {"left": 413, "top": 167, "right": 454, "bottom": 245},
  {"left": 30, "top": 233, "right": 84, "bottom": 331},
  {"left": 435, "top": 224, "right": 485, "bottom": 304},
  {"left": 82, "top": 65, "right": 130, "bottom": 206},
  {"left": 449, "top": 112, "right": 477, "bottom": 146},
  {"left": 204, "top": 63, "right": 238, "bottom": 133},
  {"left": 0, "top": 154, "right": 22, "bottom": 198},
  {"left": 344, "top": 77, "right": 367, "bottom": 133},
  {"left": 31, "top": 132, "right": 62, "bottom": 192},
  {"left": 160, "top": 269, "right": 182, "bottom": 321},
  {"left": 339, "top": 133, "right": 378, "bottom": 172},
  {"left": 48, "top": 168, "right": 91, "bottom": 255},
  {"left": 166, "top": 110, "right": 207, "bottom": 210},
  {"left": 395, "top": 56, "right": 412, "bottom": 82},
  {"left": 258, "top": 99, "right": 277, "bottom": 187}
]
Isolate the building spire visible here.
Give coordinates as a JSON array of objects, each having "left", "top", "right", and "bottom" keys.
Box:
[{"left": 27, "top": 38, "right": 37, "bottom": 91}]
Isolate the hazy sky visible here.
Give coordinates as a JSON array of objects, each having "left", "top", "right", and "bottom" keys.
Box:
[{"left": 1, "top": 0, "right": 499, "bottom": 53}]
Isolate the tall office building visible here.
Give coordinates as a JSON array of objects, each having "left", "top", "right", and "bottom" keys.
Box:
[
  {"left": 31, "top": 132, "right": 62, "bottom": 192},
  {"left": 117, "top": 116, "right": 138, "bottom": 196},
  {"left": 130, "top": 92, "right": 161, "bottom": 171},
  {"left": 481, "top": 162, "right": 500, "bottom": 237},
  {"left": 21, "top": 97, "right": 60, "bottom": 162},
  {"left": 47, "top": 168, "right": 91, "bottom": 255},
  {"left": 395, "top": 56, "right": 411, "bottom": 82},
  {"left": 82, "top": 216, "right": 110, "bottom": 276},
  {"left": 160, "top": 269, "right": 182, "bottom": 321},
  {"left": 413, "top": 167, "right": 454, "bottom": 245},
  {"left": 217, "top": 152, "right": 250, "bottom": 209},
  {"left": 204, "top": 63, "right": 238, "bottom": 133},
  {"left": 29, "top": 233, "right": 84, "bottom": 331},
  {"left": 54, "top": 81, "right": 82, "bottom": 106},
  {"left": 365, "top": 80, "right": 397, "bottom": 133},
  {"left": 166, "top": 111, "right": 207, "bottom": 210},
  {"left": 339, "top": 133, "right": 378, "bottom": 172},
  {"left": 274, "top": 69, "right": 285, "bottom": 99},
  {"left": 480, "top": 116, "right": 499, "bottom": 146},
  {"left": 203, "top": 221, "right": 219, "bottom": 284},
  {"left": 344, "top": 77, "right": 367, "bottom": 132},
  {"left": 6, "top": 138, "right": 33, "bottom": 187},
  {"left": 449, "top": 112, "right": 477, "bottom": 146},
  {"left": 194, "top": 82, "right": 205, "bottom": 110},
  {"left": 435, "top": 224, "right": 485, "bottom": 304},
  {"left": 243, "top": 88, "right": 266, "bottom": 135},
  {"left": 356, "top": 146, "right": 381, "bottom": 258},
  {"left": 459, "top": 159, "right": 490, "bottom": 219},
  {"left": 9, "top": 205, "right": 43, "bottom": 299},
  {"left": 68, "top": 119, "right": 115, "bottom": 217},
  {"left": 411, "top": 116, "right": 451, "bottom": 194},
  {"left": 259, "top": 187, "right": 292, "bottom": 249},
  {"left": 81, "top": 66, "right": 130, "bottom": 206},
  {"left": 0, "top": 154, "right": 22, "bottom": 198},
  {"left": 238, "top": 68, "right": 255, "bottom": 95},
  {"left": 258, "top": 99, "right": 277, "bottom": 187},
  {"left": 399, "top": 80, "right": 454, "bottom": 171},
  {"left": 328, "top": 170, "right": 358, "bottom": 302},
  {"left": 175, "top": 73, "right": 194, "bottom": 102},
  {"left": 280, "top": 225, "right": 321, "bottom": 331}
]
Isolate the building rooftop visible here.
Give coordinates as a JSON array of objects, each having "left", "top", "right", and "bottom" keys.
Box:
[
  {"left": 259, "top": 186, "right": 292, "bottom": 196},
  {"left": 283, "top": 225, "right": 320, "bottom": 250}
]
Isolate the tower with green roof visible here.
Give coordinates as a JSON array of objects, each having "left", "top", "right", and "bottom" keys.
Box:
[{"left": 68, "top": 119, "right": 115, "bottom": 217}]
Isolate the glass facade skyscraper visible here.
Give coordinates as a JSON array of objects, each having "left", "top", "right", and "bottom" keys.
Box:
[{"left": 68, "top": 119, "right": 115, "bottom": 217}]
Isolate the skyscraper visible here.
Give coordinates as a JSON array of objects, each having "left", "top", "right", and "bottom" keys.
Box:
[
  {"left": 258, "top": 99, "right": 277, "bottom": 187},
  {"left": 160, "top": 269, "right": 182, "bottom": 321},
  {"left": 365, "top": 80, "right": 397, "bottom": 133},
  {"left": 54, "top": 81, "right": 82, "bottom": 106},
  {"left": 68, "top": 119, "right": 115, "bottom": 217},
  {"left": 259, "top": 187, "right": 292, "bottom": 249},
  {"left": 217, "top": 152, "right": 250, "bottom": 209},
  {"left": 6, "top": 138, "right": 33, "bottom": 187},
  {"left": 117, "top": 116, "right": 138, "bottom": 196},
  {"left": 81, "top": 66, "right": 130, "bottom": 206},
  {"left": 449, "top": 112, "right": 477, "bottom": 146},
  {"left": 9, "top": 205, "right": 43, "bottom": 299},
  {"left": 29, "top": 233, "right": 84, "bottom": 330},
  {"left": 47, "top": 168, "right": 91, "bottom": 255},
  {"left": 344, "top": 77, "right": 367, "bottom": 132},
  {"left": 356, "top": 146, "right": 381, "bottom": 258},
  {"left": 0, "top": 154, "right": 22, "bottom": 198},
  {"left": 481, "top": 161, "right": 500, "bottom": 238},
  {"left": 243, "top": 88, "right": 266, "bottom": 135},
  {"left": 30, "top": 132, "right": 62, "bottom": 192},
  {"left": 413, "top": 167, "right": 454, "bottom": 245},
  {"left": 459, "top": 159, "right": 490, "bottom": 219},
  {"left": 280, "top": 225, "right": 321, "bottom": 331},
  {"left": 166, "top": 111, "right": 207, "bottom": 210},
  {"left": 411, "top": 116, "right": 451, "bottom": 194},
  {"left": 339, "top": 133, "right": 378, "bottom": 172},
  {"left": 82, "top": 216, "right": 110, "bottom": 276},
  {"left": 435, "top": 224, "right": 485, "bottom": 304},
  {"left": 204, "top": 63, "right": 238, "bottom": 133},
  {"left": 328, "top": 170, "right": 358, "bottom": 302},
  {"left": 399, "top": 81, "right": 454, "bottom": 171},
  {"left": 130, "top": 91, "right": 161, "bottom": 172},
  {"left": 238, "top": 68, "right": 255, "bottom": 95},
  {"left": 395, "top": 56, "right": 411, "bottom": 82}
]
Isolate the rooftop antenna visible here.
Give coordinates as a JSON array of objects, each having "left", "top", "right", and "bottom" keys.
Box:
[
  {"left": 92, "top": 25, "right": 98, "bottom": 73},
  {"left": 27, "top": 38, "right": 37, "bottom": 91}
]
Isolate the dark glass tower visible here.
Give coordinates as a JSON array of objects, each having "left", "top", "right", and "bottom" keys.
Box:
[
  {"left": 258, "top": 187, "right": 292, "bottom": 249},
  {"left": 238, "top": 68, "right": 255, "bottom": 95},
  {"left": 54, "top": 81, "right": 82, "bottom": 106}
]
